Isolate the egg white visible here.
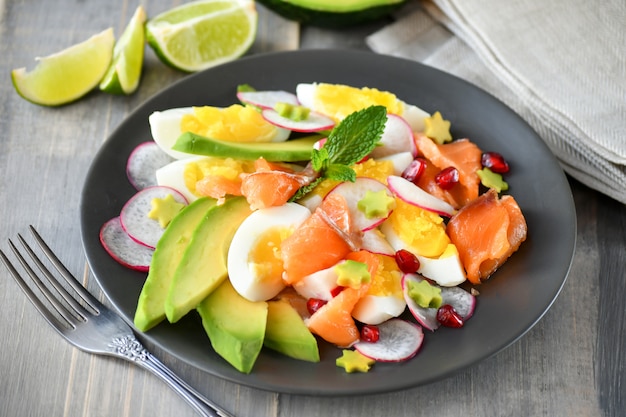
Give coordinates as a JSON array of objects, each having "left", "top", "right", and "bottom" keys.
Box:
[
  {"left": 295, "top": 83, "right": 430, "bottom": 133},
  {"left": 155, "top": 156, "right": 209, "bottom": 203},
  {"left": 352, "top": 294, "right": 406, "bottom": 325},
  {"left": 227, "top": 203, "right": 311, "bottom": 302}
]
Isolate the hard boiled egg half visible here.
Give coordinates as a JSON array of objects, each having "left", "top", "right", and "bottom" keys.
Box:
[
  {"left": 228, "top": 203, "right": 311, "bottom": 302},
  {"left": 149, "top": 104, "right": 291, "bottom": 159},
  {"left": 296, "top": 82, "right": 430, "bottom": 133}
]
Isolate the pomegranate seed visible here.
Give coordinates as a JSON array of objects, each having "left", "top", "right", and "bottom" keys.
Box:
[
  {"left": 306, "top": 298, "right": 327, "bottom": 315},
  {"left": 436, "top": 304, "right": 464, "bottom": 328},
  {"left": 481, "top": 152, "right": 510, "bottom": 174},
  {"left": 402, "top": 158, "right": 427, "bottom": 183},
  {"left": 435, "top": 166, "right": 459, "bottom": 190},
  {"left": 330, "top": 286, "right": 345, "bottom": 297},
  {"left": 360, "top": 324, "right": 380, "bottom": 343},
  {"left": 395, "top": 249, "right": 420, "bottom": 273}
]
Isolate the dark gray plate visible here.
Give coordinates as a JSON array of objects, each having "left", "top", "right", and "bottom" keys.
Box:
[{"left": 80, "top": 49, "right": 576, "bottom": 396}]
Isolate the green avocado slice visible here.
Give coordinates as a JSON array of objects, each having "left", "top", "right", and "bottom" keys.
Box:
[{"left": 172, "top": 131, "right": 319, "bottom": 162}]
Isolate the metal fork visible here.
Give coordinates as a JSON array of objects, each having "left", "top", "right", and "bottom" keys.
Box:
[{"left": 0, "top": 226, "right": 233, "bottom": 417}]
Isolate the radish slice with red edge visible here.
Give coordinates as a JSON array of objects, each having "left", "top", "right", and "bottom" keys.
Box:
[
  {"left": 401, "top": 273, "right": 476, "bottom": 331},
  {"left": 120, "top": 186, "right": 188, "bottom": 249},
  {"left": 354, "top": 319, "right": 423, "bottom": 362},
  {"left": 237, "top": 90, "right": 299, "bottom": 109},
  {"left": 369, "top": 114, "right": 417, "bottom": 158},
  {"left": 324, "top": 177, "right": 393, "bottom": 232},
  {"left": 100, "top": 217, "right": 154, "bottom": 272},
  {"left": 387, "top": 175, "right": 456, "bottom": 217},
  {"left": 127, "top": 141, "right": 175, "bottom": 190},
  {"left": 261, "top": 108, "right": 335, "bottom": 132}
]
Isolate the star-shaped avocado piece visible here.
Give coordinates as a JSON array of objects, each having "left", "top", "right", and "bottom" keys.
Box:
[
  {"left": 424, "top": 111, "right": 452, "bottom": 144},
  {"left": 336, "top": 349, "right": 375, "bottom": 373},
  {"left": 335, "top": 260, "right": 371, "bottom": 289},
  {"left": 357, "top": 189, "right": 396, "bottom": 219},
  {"left": 147, "top": 194, "right": 185, "bottom": 228},
  {"left": 476, "top": 167, "right": 509, "bottom": 193}
]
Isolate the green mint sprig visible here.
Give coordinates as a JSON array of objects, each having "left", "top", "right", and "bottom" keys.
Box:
[{"left": 312, "top": 105, "right": 387, "bottom": 181}]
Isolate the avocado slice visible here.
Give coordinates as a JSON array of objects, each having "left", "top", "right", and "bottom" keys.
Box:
[
  {"left": 172, "top": 131, "right": 319, "bottom": 162},
  {"left": 197, "top": 279, "right": 268, "bottom": 374},
  {"left": 256, "top": 0, "right": 407, "bottom": 27},
  {"left": 134, "top": 197, "right": 217, "bottom": 332},
  {"left": 165, "top": 196, "right": 252, "bottom": 323},
  {"left": 265, "top": 299, "right": 320, "bottom": 363}
]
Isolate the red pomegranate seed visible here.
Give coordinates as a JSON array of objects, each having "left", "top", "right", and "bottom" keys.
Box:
[
  {"left": 402, "top": 158, "right": 427, "bottom": 183},
  {"left": 481, "top": 151, "right": 510, "bottom": 174},
  {"left": 435, "top": 166, "right": 459, "bottom": 190},
  {"left": 306, "top": 298, "right": 327, "bottom": 315},
  {"left": 360, "top": 324, "right": 380, "bottom": 343},
  {"left": 330, "top": 286, "right": 345, "bottom": 297},
  {"left": 436, "top": 304, "right": 464, "bottom": 328},
  {"left": 395, "top": 249, "right": 420, "bottom": 273}
]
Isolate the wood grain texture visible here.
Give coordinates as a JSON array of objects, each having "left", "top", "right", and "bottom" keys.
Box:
[{"left": 0, "top": 1, "right": 623, "bottom": 417}]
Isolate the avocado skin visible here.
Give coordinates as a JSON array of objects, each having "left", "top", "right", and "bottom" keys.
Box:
[
  {"left": 165, "top": 196, "right": 253, "bottom": 323},
  {"left": 256, "top": 0, "right": 407, "bottom": 28},
  {"left": 265, "top": 299, "right": 320, "bottom": 362},
  {"left": 197, "top": 279, "right": 268, "bottom": 374},
  {"left": 172, "top": 131, "right": 319, "bottom": 162},
  {"left": 134, "top": 197, "right": 217, "bottom": 332}
]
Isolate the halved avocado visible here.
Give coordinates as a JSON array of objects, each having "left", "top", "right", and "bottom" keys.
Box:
[{"left": 257, "top": 0, "right": 407, "bottom": 27}]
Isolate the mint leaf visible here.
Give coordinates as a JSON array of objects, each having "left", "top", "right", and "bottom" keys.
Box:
[
  {"left": 311, "top": 147, "right": 328, "bottom": 172},
  {"left": 324, "top": 105, "right": 387, "bottom": 166},
  {"left": 326, "top": 164, "right": 356, "bottom": 182},
  {"left": 289, "top": 177, "right": 325, "bottom": 201}
]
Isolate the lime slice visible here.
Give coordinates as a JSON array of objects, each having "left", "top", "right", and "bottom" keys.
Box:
[
  {"left": 146, "top": 0, "right": 258, "bottom": 73},
  {"left": 11, "top": 28, "right": 115, "bottom": 106},
  {"left": 100, "top": 6, "right": 147, "bottom": 95}
]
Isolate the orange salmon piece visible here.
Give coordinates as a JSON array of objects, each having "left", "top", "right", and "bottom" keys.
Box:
[
  {"left": 280, "top": 194, "right": 355, "bottom": 285},
  {"left": 446, "top": 189, "right": 527, "bottom": 284},
  {"left": 415, "top": 133, "right": 482, "bottom": 209},
  {"left": 195, "top": 175, "right": 243, "bottom": 199}
]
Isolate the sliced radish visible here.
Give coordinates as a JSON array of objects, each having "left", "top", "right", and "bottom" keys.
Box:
[
  {"left": 262, "top": 108, "right": 335, "bottom": 132},
  {"left": 119, "top": 186, "right": 188, "bottom": 249},
  {"left": 402, "top": 273, "right": 476, "bottom": 331},
  {"left": 361, "top": 229, "right": 395, "bottom": 256},
  {"left": 387, "top": 175, "right": 456, "bottom": 217},
  {"left": 370, "top": 114, "right": 416, "bottom": 158},
  {"left": 354, "top": 319, "right": 423, "bottom": 362},
  {"left": 237, "top": 90, "right": 299, "bottom": 109},
  {"left": 127, "top": 141, "right": 175, "bottom": 190},
  {"left": 313, "top": 137, "right": 327, "bottom": 150},
  {"left": 376, "top": 151, "right": 414, "bottom": 176},
  {"left": 100, "top": 217, "right": 154, "bottom": 272},
  {"left": 325, "top": 177, "right": 393, "bottom": 232}
]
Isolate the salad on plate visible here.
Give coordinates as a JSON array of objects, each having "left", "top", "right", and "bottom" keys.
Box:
[{"left": 98, "top": 82, "right": 528, "bottom": 374}]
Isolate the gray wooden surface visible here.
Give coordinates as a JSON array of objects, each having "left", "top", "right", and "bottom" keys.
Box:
[{"left": 1, "top": 1, "right": 624, "bottom": 417}]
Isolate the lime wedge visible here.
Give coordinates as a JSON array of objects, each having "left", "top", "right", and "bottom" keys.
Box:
[
  {"left": 100, "top": 6, "right": 147, "bottom": 95},
  {"left": 146, "top": 0, "right": 258, "bottom": 73},
  {"left": 11, "top": 28, "right": 115, "bottom": 106}
]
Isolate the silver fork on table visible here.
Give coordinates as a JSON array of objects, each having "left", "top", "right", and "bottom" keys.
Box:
[{"left": 0, "top": 226, "right": 233, "bottom": 417}]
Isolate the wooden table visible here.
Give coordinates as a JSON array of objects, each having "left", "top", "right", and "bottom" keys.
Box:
[{"left": 1, "top": 1, "right": 624, "bottom": 416}]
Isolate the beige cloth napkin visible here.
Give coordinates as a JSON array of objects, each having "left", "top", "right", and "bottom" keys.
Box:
[{"left": 367, "top": 0, "right": 626, "bottom": 204}]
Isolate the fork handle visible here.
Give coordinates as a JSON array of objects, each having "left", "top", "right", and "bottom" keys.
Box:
[{"left": 135, "top": 352, "right": 233, "bottom": 417}]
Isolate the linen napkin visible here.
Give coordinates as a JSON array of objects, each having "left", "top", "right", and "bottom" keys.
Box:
[{"left": 366, "top": 0, "right": 626, "bottom": 204}]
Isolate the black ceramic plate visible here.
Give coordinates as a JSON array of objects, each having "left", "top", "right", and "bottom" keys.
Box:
[{"left": 80, "top": 49, "right": 576, "bottom": 396}]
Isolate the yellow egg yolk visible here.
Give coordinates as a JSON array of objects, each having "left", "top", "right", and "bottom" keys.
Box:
[
  {"left": 386, "top": 199, "right": 450, "bottom": 257},
  {"left": 183, "top": 157, "right": 254, "bottom": 196},
  {"left": 180, "top": 104, "right": 280, "bottom": 143},
  {"left": 248, "top": 226, "right": 293, "bottom": 284},
  {"left": 313, "top": 83, "right": 404, "bottom": 121},
  {"left": 367, "top": 254, "right": 403, "bottom": 298}
]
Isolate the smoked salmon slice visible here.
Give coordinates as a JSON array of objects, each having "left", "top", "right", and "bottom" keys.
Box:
[
  {"left": 280, "top": 194, "right": 357, "bottom": 285},
  {"left": 446, "top": 189, "right": 527, "bottom": 284},
  {"left": 414, "top": 133, "right": 483, "bottom": 209}
]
